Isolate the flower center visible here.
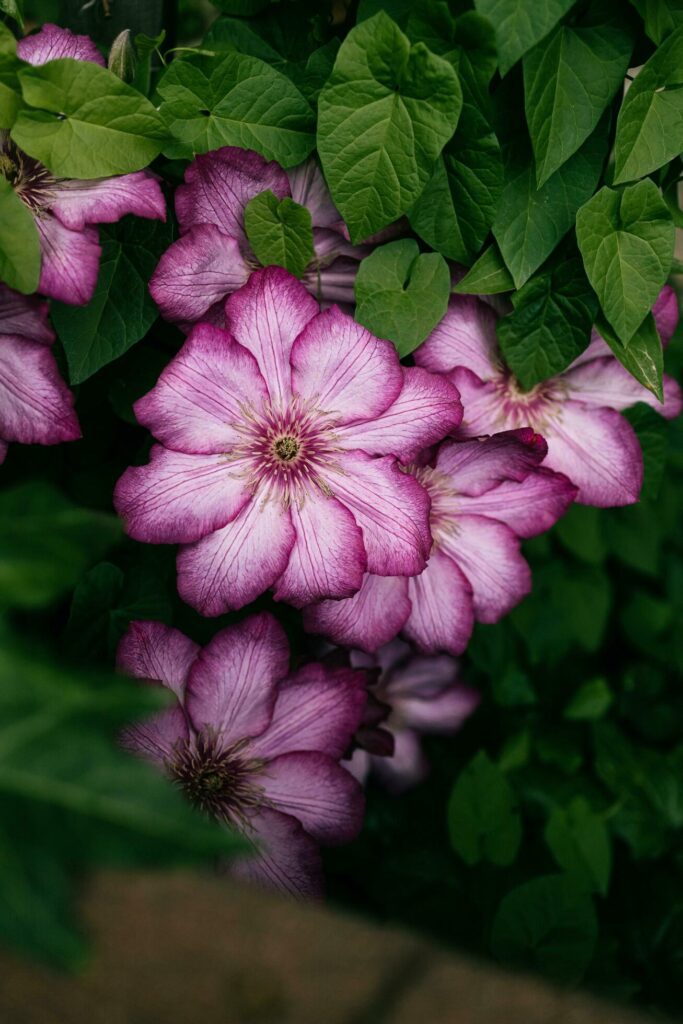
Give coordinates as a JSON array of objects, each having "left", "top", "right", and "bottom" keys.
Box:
[
  {"left": 494, "top": 372, "right": 565, "bottom": 431},
  {"left": 410, "top": 464, "right": 457, "bottom": 549},
  {"left": 0, "top": 132, "right": 56, "bottom": 212},
  {"left": 273, "top": 435, "right": 300, "bottom": 462},
  {"left": 169, "top": 734, "right": 266, "bottom": 827}
]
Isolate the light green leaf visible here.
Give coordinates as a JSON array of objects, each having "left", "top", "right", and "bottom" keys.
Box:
[
  {"left": 576, "top": 181, "right": 674, "bottom": 343},
  {"left": 12, "top": 58, "right": 166, "bottom": 178},
  {"left": 244, "top": 190, "right": 314, "bottom": 278},
  {"left": 354, "top": 239, "right": 450, "bottom": 357},
  {"left": 0, "top": 54, "right": 23, "bottom": 129},
  {"left": 317, "top": 11, "right": 462, "bottom": 243},
  {"left": 596, "top": 312, "right": 664, "bottom": 401},
  {"left": 157, "top": 51, "right": 314, "bottom": 167},
  {"left": 614, "top": 25, "right": 683, "bottom": 183},
  {"left": 628, "top": 0, "right": 683, "bottom": 45},
  {"left": 564, "top": 678, "right": 613, "bottom": 720},
  {"left": 448, "top": 750, "right": 522, "bottom": 866},
  {"left": 0, "top": 175, "right": 40, "bottom": 293},
  {"left": 454, "top": 243, "right": 513, "bottom": 294},
  {"left": 0, "top": 0, "right": 23, "bottom": 28},
  {"left": 474, "top": 0, "right": 574, "bottom": 76}
]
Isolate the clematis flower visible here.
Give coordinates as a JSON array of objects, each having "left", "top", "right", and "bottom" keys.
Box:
[
  {"left": 118, "top": 612, "right": 367, "bottom": 898},
  {"left": 414, "top": 287, "right": 682, "bottom": 507},
  {"left": 347, "top": 641, "right": 479, "bottom": 793},
  {"left": 0, "top": 24, "right": 166, "bottom": 305},
  {"left": 149, "top": 146, "right": 367, "bottom": 326},
  {"left": 115, "top": 267, "right": 462, "bottom": 616},
  {"left": 304, "top": 430, "right": 577, "bottom": 654},
  {"left": 0, "top": 283, "right": 79, "bottom": 463}
]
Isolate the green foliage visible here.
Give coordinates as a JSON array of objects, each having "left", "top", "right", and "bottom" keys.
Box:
[
  {"left": 544, "top": 798, "right": 612, "bottom": 894},
  {"left": 0, "top": 175, "right": 40, "bottom": 293},
  {"left": 474, "top": 0, "right": 575, "bottom": 76},
  {"left": 597, "top": 313, "right": 664, "bottom": 400},
  {"left": 448, "top": 751, "right": 522, "bottom": 866},
  {"left": 244, "top": 190, "right": 314, "bottom": 277},
  {"left": 453, "top": 243, "right": 513, "bottom": 294}
]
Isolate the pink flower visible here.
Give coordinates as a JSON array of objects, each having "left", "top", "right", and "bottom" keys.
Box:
[
  {"left": 0, "top": 283, "right": 80, "bottom": 463},
  {"left": 118, "top": 612, "right": 367, "bottom": 898},
  {"left": 348, "top": 641, "right": 479, "bottom": 793},
  {"left": 115, "top": 267, "right": 462, "bottom": 615},
  {"left": 149, "top": 147, "right": 367, "bottom": 326},
  {"left": 414, "top": 287, "right": 682, "bottom": 507},
  {"left": 1, "top": 25, "right": 165, "bottom": 305},
  {"left": 304, "top": 429, "right": 577, "bottom": 654}
]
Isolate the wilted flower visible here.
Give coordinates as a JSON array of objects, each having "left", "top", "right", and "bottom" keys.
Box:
[
  {"left": 1, "top": 24, "right": 165, "bottom": 305},
  {"left": 115, "top": 267, "right": 461, "bottom": 615},
  {"left": 305, "top": 429, "right": 576, "bottom": 654},
  {"left": 118, "top": 612, "right": 367, "bottom": 898},
  {"left": 414, "top": 287, "right": 682, "bottom": 507}
]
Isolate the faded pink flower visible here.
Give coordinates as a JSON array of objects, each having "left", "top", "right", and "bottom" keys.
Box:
[
  {"left": 414, "top": 287, "right": 682, "bottom": 507},
  {"left": 305, "top": 429, "right": 577, "bottom": 654},
  {"left": 118, "top": 612, "right": 367, "bottom": 898},
  {"left": 149, "top": 147, "right": 366, "bottom": 326},
  {"left": 0, "top": 283, "right": 79, "bottom": 462},
  {"left": 1, "top": 25, "right": 165, "bottom": 305},
  {"left": 115, "top": 267, "right": 462, "bottom": 616},
  {"left": 348, "top": 640, "right": 479, "bottom": 793}
]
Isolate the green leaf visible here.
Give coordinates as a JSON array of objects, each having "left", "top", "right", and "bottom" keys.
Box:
[
  {"left": 447, "top": 750, "right": 522, "bottom": 866},
  {"left": 0, "top": 0, "right": 23, "bottom": 28},
  {"left": 492, "top": 667, "right": 537, "bottom": 707},
  {"left": 474, "top": 0, "right": 574, "bottom": 76},
  {"left": 624, "top": 401, "right": 668, "bottom": 499},
  {"left": 524, "top": 4, "right": 633, "bottom": 186},
  {"left": 545, "top": 799, "right": 611, "bottom": 895},
  {"left": 564, "top": 678, "right": 613, "bottom": 720},
  {"left": 491, "top": 875, "right": 598, "bottom": 985},
  {"left": 157, "top": 51, "right": 314, "bottom": 167},
  {"left": 354, "top": 239, "right": 451, "bottom": 357},
  {"left": 497, "top": 243, "right": 598, "bottom": 388},
  {"left": 629, "top": 0, "right": 683, "bottom": 43},
  {"left": 596, "top": 312, "right": 664, "bottom": 401},
  {"left": 576, "top": 181, "right": 674, "bottom": 343},
  {"left": 493, "top": 122, "right": 608, "bottom": 288},
  {"left": 51, "top": 217, "right": 174, "bottom": 385},
  {"left": 0, "top": 53, "right": 23, "bottom": 129},
  {"left": 555, "top": 505, "right": 606, "bottom": 564},
  {"left": 244, "top": 190, "right": 314, "bottom": 278},
  {"left": 614, "top": 25, "right": 683, "bottom": 183},
  {"left": 317, "top": 12, "right": 462, "bottom": 243},
  {"left": 453, "top": 243, "right": 513, "bottom": 294},
  {"left": 12, "top": 59, "right": 166, "bottom": 178},
  {"left": 0, "top": 174, "right": 40, "bottom": 293}
]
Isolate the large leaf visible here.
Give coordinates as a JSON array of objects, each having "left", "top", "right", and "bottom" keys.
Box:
[
  {"left": 596, "top": 313, "right": 664, "bottom": 401},
  {"left": 0, "top": 175, "right": 40, "bottom": 293},
  {"left": 448, "top": 750, "right": 522, "bottom": 866},
  {"left": 545, "top": 798, "right": 612, "bottom": 895},
  {"left": 0, "top": 23, "right": 22, "bottom": 129},
  {"left": 628, "top": 0, "right": 683, "bottom": 43},
  {"left": 576, "top": 180, "right": 674, "bottom": 343},
  {"left": 244, "top": 190, "right": 314, "bottom": 278},
  {"left": 453, "top": 243, "right": 513, "bottom": 294},
  {"left": 12, "top": 59, "right": 166, "bottom": 178},
  {"left": 474, "top": 0, "right": 574, "bottom": 76},
  {"left": 317, "top": 11, "right": 462, "bottom": 243}
]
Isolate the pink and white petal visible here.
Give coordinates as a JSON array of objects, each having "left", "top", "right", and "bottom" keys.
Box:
[
  {"left": 116, "top": 620, "right": 199, "bottom": 699},
  {"left": 176, "top": 147, "right": 290, "bottom": 239},
  {"left": 543, "top": 401, "right": 643, "bottom": 507},
  {"left": 434, "top": 429, "right": 547, "bottom": 497},
  {"left": 0, "top": 335, "right": 80, "bottom": 445},
  {"left": 185, "top": 612, "right": 289, "bottom": 744},
  {"left": 305, "top": 255, "right": 359, "bottom": 306},
  {"left": 563, "top": 356, "right": 682, "bottom": 419},
  {"left": 225, "top": 267, "right": 318, "bottom": 405},
  {"left": 36, "top": 217, "right": 101, "bottom": 306},
  {"left": 134, "top": 323, "right": 268, "bottom": 454},
  {"left": 120, "top": 707, "right": 189, "bottom": 766},
  {"left": 396, "top": 684, "right": 480, "bottom": 734},
  {"left": 322, "top": 451, "right": 432, "bottom": 576},
  {"left": 449, "top": 367, "right": 507, "bottom": 437},
  {"left": 457, "top": 467, "right": 577, "bottom": 538},
  {"left": 247, "top": 664, "right": 367, "bottom": 760},
  {"left": 335, "top": 367, "right": 462, "bottom": 461},
  {"left": 17, "top": 23, "right": 105, "bottom": 65},
  {"left": 303, "top": 573, "right": 411, "bottom": 653},
  {"left": 177, "top": 487, "right": 296, "bottom": 616},
  {"left": 414, "top": 294, "right": 500, "bottom": 379},
  {"left": 149, "top": 225, "right": 250, "bottom": 324},
  {"left": 0, "top": 284, "right": 54, "bottom": 343},
  {"left": 371, "top": 729, "right": 429, "bottom": 794},
  {"left": 287, "top": 159, "right": 341, "bottom": 229},
  {"left": 114, "top": 446, "right": 252, "bottom": 544},
  {"left": 346, "top": 748, "right": 371, "bottom": 787},
  {"left": 403, "top": 549, "right": 474, "bottom": 655},
  {"left": 291, "top": 306, "right": 403, "bottom": 423},
  {"left": 260, "top": 751, "right": 364, "bottom": 844},
  {"left": 653, "top": 284, "right": 679, "bottom": 343},
  {"left": 383, "top": 646, "right": 458, "bottom": 697},
  {"left": 272, "top": 486, "right": 366, "bottom": 607},
  {"left": 439, "top": 514, "right": 531, "bottom": 623},
  {"left": 233, "top": 808, "right": 324, "bottom": 899},
  {"left": 49, "top": 171, "right": 166, "bottom": 231}
]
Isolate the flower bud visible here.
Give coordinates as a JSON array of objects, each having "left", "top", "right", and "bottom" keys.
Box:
[{"left": 108, "top": 29, "right": 137, "bottom": 84}]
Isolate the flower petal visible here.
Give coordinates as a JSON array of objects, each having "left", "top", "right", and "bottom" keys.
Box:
[
  {"left": 291, "top": 306, "right": 403, "bottom": 423},
  {"left": 120, "top": 707, "right": 189, "bottom": 766},
  {"left": 449, "top": 367, "right": 503, "bottom": 436},
  {"left": 116, "top": 620, "right": 199, "bottom": 701},
  {"left": 260, "top": 751, "right": 364, "bottom": 844},
  {"left": 225, "top": 267, "right": 318, "bottom": 405},
  {"left": 49, "top": 171, "right": 165, "bottom": 231},
  {"left": 563, "top": 356, "right": 682, "bottom": 419},
  {"left": 457, "top": 467, "right": 577, "bottom": 538},
  {"left": 305, "top": 255, "right": 359, "bottom": 306},
  {"left": 134, "top": 322, "right": 268, "bottom": 454},
  {"left": 372, "top": 729, "right": 428, "bottom": 794},
  {"left": 272, "top": 486, "right": 366, "bottom": 607},
  {"left": 287, "top": 158, "right": 341, "bottom": 230},
  {"left": 36, "top": 216, "right": 101, "bottom": 305},
  {"left": 653, "top": 284, "right": 679, "bottom": 344},
  {"left": 322, "top": 451, "right": 432, "bottom": 576},
  {"left": 303, "top": 573, "right": 411, "bottom": 653},
  {"left": 415, "top": 294, "right": 500, "bottom": 379},
  {"left": 114, "top": 445, "right": 252, "bottom": 544},
  {"left": 0, "top": 334, "right": 80, "bottom": 446},
  {"left": 434, "top": 429, "right": 547, "bottom": 497},
  {"left": 185, "top": 612, "right": 289, "bottom": 745},
  {"left": 0, "top": 284, "right": 53, "bottom": 344},
  {"left": 403, "top": 549, "right": 474, "bottom": 655},
  {"left": 17, "top": 23, "right": 105, "bottom": 65},
  {"left": 232, "top": 807, "right": 323, "bottom": 899},
  {"left": 177, "top": 488, "right": 296, "bottom": 616}
]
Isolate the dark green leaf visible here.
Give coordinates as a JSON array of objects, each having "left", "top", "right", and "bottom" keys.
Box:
[
  {"left": 625, "top": 401, "right": 669, "bottom": 499},
  {"left": 0, "top": 26, "right": 22, "bottom": 129},
  {"left": 244, "top": 190, "right": 314, "bottom": 278},
  {"left": 628, "top": 0, "right": 683, "bottom": 43},
  {"left": 596, "top": 313, "right": 664, "bottom": 401},
  {"left": 448, "top": 750, "right": 522, "bottom": 866},
  {"left": 545, "top": 798, "right": 611, "bottom": 894},
  {"left": 564, "top": 678, "right": 613, "bottom": 720},
  {"left": 474, "top": 0, "right": 574, "bottom": 76},
  {"left": 0, "top": 0, "right": 23, "bottom": 28},
  {"left": 453, "top": 243, "right": 513, "bottom": 294},
  {"left": 0, "top": 174, "right": 40, "bottom": 293},
  {"left": 555, "top": 505, "right": 606, "bottom": 564}
]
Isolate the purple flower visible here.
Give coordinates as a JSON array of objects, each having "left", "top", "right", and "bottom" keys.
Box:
[
  {"left": 1, "top": 24, "right": 166, "bottom": 305},
  {"left": 414, "top": 287, "right": 682, "bottom": 507},
  {"left": 348, "top": 641, "right": 479, "bottom": 793},
  {"left": 0, "top": 283, "right": 79, "bottom": 462},
  {"left": 149, "top": 147, "right": 367, "bottom": 326},
  {"left": 118, "top": 612, "right": 367, "bottom": 898},
  {"left": 115, "top": 266, "right": 462, "bottom": 615},
  {"left": 305, "top": 429, "right": 577, "bottom": 654}
]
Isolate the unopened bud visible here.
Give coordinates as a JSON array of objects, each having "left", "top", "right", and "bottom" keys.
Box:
[{"left": 108, "top": 29, "right": 137, "bottom": 84}]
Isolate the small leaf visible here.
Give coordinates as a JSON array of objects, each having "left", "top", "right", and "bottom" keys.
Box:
[
  {"left": 0, "top": 0, "right": 23, "bottom": 28},
  {"left": 447, "top": 750, "right": 522, "bottom": 866},
  {"left": 624, "top": 401, "right": 668, "bottom": 499},
  {"left": 244, "top": 190, "right": 314, "bottom": 278},
  {"left": 474, "top": 0, "right": 574, "bottom": 76},
  {"left": 0, "top": 175, "right": 40, "bottom": 293},
  {"left": 545, "top": 798, "right": 612, "bottom": 894},
  {"left": 596, "top": 313, "right": 664, "bottom": 401},
  {"left": 564, "top": 678, "right": 613, "bottom": 720},
  {"left": 454, "top": 243, "right": 513, "bottom": 294}
]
